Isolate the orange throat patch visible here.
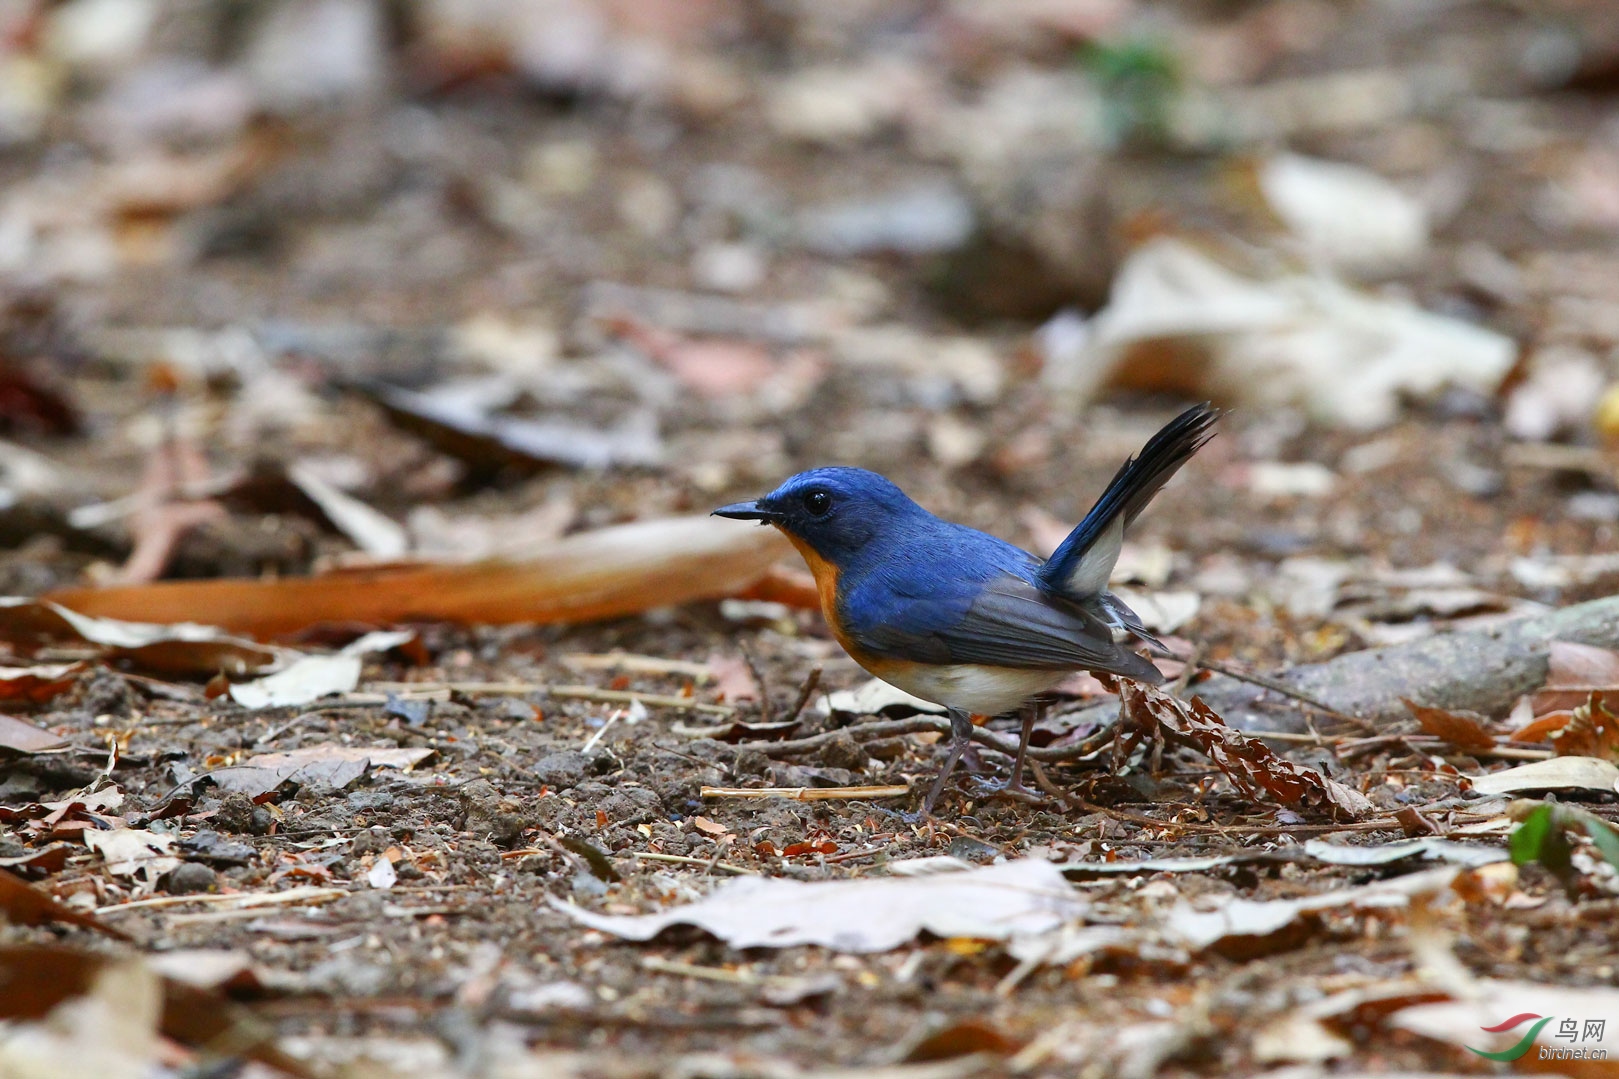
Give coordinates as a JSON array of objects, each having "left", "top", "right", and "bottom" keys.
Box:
[{"left": 776, "top": 528, "right": 853, "bottom": 650}]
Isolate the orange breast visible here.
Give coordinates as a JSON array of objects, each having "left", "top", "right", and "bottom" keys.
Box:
[{"left": 777, "top": 529, "right": 859, "bottom": 654}]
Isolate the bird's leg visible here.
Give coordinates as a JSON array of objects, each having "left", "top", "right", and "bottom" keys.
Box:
[
  {"left": 973, "top": 702, "right": 1043, "bottom": 803},
  {"left": 1007, "top": 701, "right": 1040, "bottom": 799},
  {"left": 917, "top": 707, "right": 975, "bottom": 818}
]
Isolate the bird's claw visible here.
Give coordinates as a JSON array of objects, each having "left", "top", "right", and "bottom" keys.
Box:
[{"left": 970, "top": 775, "right": 1045, "bottom": 804}]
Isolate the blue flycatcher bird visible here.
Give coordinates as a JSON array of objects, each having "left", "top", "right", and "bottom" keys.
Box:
[{"left": 713, "top": 403, "right": 1217, "bottom": 815}]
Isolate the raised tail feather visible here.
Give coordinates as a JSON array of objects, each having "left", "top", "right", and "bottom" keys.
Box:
[{"left": 1038, "top": 403, "right": 1219, "bottom": 599}]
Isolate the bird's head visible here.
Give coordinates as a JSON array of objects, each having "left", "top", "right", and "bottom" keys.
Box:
[{"left": 712, "top": 467, "right": 922, "bottom": 565}]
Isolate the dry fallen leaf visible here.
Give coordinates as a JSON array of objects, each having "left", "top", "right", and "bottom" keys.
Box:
[
  {"left": 705, "top": 653, "right": 760, "bottom": 703},
  {"left": 227, "top": 628, "right": 414, "bottom": 709},
  {"left": 208, "top": 744, "right": 434, "bottom": 799},
  {"left": 0, "top": 715, "right": 67, "bottom": 755},
  {"left": 690, "top": 816, "right": 730, "bottom": 836},
  {"left": 45, "top": 515, "right": 792, "bottom": 637},
  {"left": 555, "top": 858, "right": 1085, "bottom": 953},
  {"left": 1548, "top": 694, "right": 1619, "bottom": 763},
  {"left": 0, "top": 869, "right": 131, "bottom": 941},
  {"left": 82, "top": 829, "right": 180, "bottom": 882},
  {"left": 285, "top": 459, "right": 409, "bottom": 559},
  {"left": 1165, "top": 866, "right": 1461, "bottom": 957},
  {"left": 366, "top": 381, "right": 664, "bottom": 472},
  {"left": 1531, "top": 639, "right": 1619, "bottom": 714},
  {"left": 0, "top": 944, "right": 316, "bottom": 1078},
  {"left": 1121, "top": 682, "right": 1374, "bottom": 821},
  {"left": 0, "top": 663, "right": 85, "bottom": 704},
  {"left": 822, "top": 678, "right": 947, "bottom": 719},
  {"left": 0, "top": 951, "right": 162, "bottom": 1079},
  {"left": 1469, "top": 756, "right": 1619, "bottom": 797},
  {"left": 1403, "top": 699, "right": 1497, "bottom": 751},
  {"left": 0, "top": 599, "right": 279, "bottom": 676}
]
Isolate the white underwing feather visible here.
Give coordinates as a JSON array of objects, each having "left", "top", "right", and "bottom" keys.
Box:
[{"left": 1061, "top": 517, "right": 1122, "bottom": 598}]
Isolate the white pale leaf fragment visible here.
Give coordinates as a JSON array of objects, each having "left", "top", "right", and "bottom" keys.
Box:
[{"left": 554, "top": 858, "right": 1084, "bottom": 953}]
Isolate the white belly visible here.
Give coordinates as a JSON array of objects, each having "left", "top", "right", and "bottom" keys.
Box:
[{"left": 873, "top": 664, "right": 1068, "bottom": 716}]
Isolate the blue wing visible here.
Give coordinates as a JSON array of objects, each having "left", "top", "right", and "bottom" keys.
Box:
[{"left": 840, "top": 538, "right": 1164, "bottom": 682}]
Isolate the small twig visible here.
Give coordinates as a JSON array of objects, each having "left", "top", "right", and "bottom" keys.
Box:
[
  {"left": 641, "top": 956, "right": 807, "bottom": 988},
  {"left": 627, "top": 851, "right": 755, "bottom": 875},
  {"left": 781, "top": 666, "right": 823, "bottom": 726},
  {"left": 748, "top": 715, "right": 1117, "bottom": 764},
  {"left": 254, "top": 711, "right": 321, "bottom": 749},
  {"left": 822, "top": 844, "right": 889, "bottom": 864},
  {"left": 738, "top": 642, "right": 772, "bottom": 719},
  {"left": 752, "top": 717, "right": 943, "bottom": 758},
  {"left": 97, "top": 884, "right": 347, "bottom": 916},
  {"left": 365, "top": 680, "right": 734, "bottom": 714},
  {"left": 582, "top": 707, "right": 626, "bottom": 753},
  {"left": 551, "top": 685, "right": 734, "bottom": 715},
  {"left": 700, "top": 784, "right": 911, "bottom": 802},
  {"left": 561, "top": 652, "right": 712, "bottom": 679},
  {"left": 1248, "top": 730, "right": 1341, "bottom": 745},
  {"left": 1196, "top": 661, "right": 1373, "bottom": 730},
  {"left": 1168, "top": 645, "right": 1202, "bottom": 699}
]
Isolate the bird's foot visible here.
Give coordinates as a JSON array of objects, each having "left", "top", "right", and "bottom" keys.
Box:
[
  {"left": 876, "top": 806, "right": 930, "bottom": 826},
  {"left": 970, "top": 774, "right": 1045, "bottom": 804}
]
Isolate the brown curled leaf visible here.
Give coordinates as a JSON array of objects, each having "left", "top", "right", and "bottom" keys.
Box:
[
  {"left": 1121, "top": 681, "right": 1374, "bottom": 821},
  {"left": 1403, "top": 699, "right": 1497, "bottom": 751}
]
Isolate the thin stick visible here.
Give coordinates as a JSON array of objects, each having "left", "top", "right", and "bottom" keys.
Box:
[
  {"left": 561, "top": 652, "right": 712, "bottom": 679},
  {"left": 749, "top": 715, "right": 1116, "bottom": 764},
  {"left": 700, "top": 784, "right": 911, "bottom": 802},
  {"left": 627, "top": 851, "right": 755, "bottom": 875},
  {"left": 641, "top": 956, "right": 807, "bottom": 988},
  {"left": 781, "top": 666, "right": 823, "bottom": 726},
  {"left": 582, "top": 707, "right": 624, "bottom": 752},
  {"left": 823, "top": 844, "right": 890, "bottom": 864},
  {"left": 551, "top": 685, "right": 733, "bottom": 715},
  {"left": 97, "top": 884, "right": 347, "bottom": 916},
  {"left": 1196, "top": 660, "right": 1373, "bottom": 729},
  {"left": 367, "top": 680, "right": 735, "bottom": 714},
  {"left": 738, "top": 642, "right": 772, "bottom": 719}
]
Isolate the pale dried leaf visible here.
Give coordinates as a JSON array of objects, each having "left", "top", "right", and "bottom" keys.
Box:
[
  {"left": 554, "top": 858, "right": 1084, "bottom": 953},
  {"left": 0, "top": 599, "right": 279, "bottom": 676},
  {"left": 228, "top": 629, "right": 413, "bottom": 709},
  {"left": 227, "top": 654, "right": 361, "bottom": 709},
  {"left": 705, "top": 653, "right": 760, "bottom": 703},
  {"left": 286, "top": 460, "right": 408, "bottom": 559},
  {"left": 82, "top": 829, "right": 179, "bottom": 882},
  {"left": 367, "top": 856, "right": 397, "bottom": 890},
  {"left": 1534, "top": 640, "right": 1619, "bottom": 713},
  {"left": 1166, "top": 867, "right": 1461, "bottom": 953},
  {"left": 1469, "top": 756, "right": 1619, "bottom": 796},
  {"left": 821, "top": 678, "right": 946, "bottom": 719}
]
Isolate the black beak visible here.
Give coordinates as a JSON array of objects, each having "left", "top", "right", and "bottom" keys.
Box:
[{"left": 712, "top": 500, "right": 778, "bottom": 522}]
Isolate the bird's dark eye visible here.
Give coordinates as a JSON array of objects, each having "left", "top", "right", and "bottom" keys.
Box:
[{"left": 803, "top": 490, "right": 832, "bottom": 517}]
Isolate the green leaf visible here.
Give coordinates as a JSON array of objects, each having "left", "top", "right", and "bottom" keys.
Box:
[
  {"left": 1509, "top": 804, "right": 1555, "bottom": 866},
  {"left": 1570, "top": 807, "right": 1619, "bottom": 872}
]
